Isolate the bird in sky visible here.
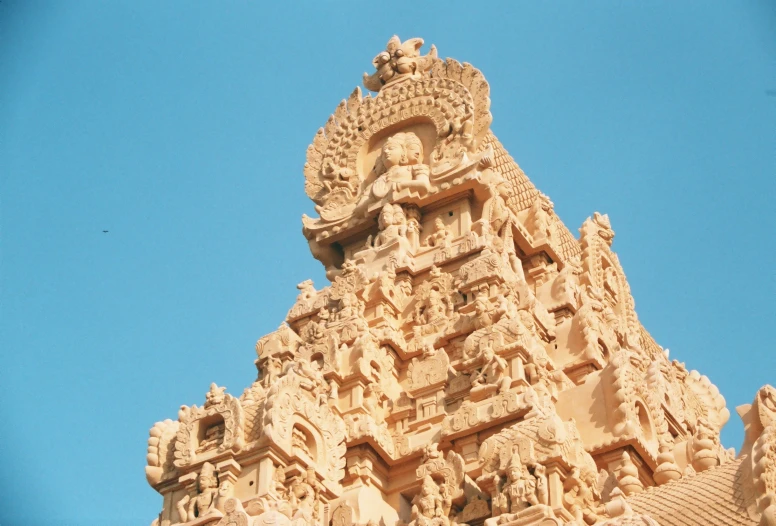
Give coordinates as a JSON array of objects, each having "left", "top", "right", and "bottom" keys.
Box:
[{"left": 102, "top": 230, "right": 109, "bottom": 233}]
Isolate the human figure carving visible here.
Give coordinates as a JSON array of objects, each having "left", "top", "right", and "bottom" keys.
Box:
[
  {"left": 177, "top": 462, "right": 219, "bottom": 522},
  {"left": 467, "top": 339, "right": 511, "bottom": 397},
  {"left": 409, "top": 476, "right": 449, "bottom": 526},
  {"left": 363, "top": 382, "right": 386, "bottom": 425},
  {"left": 262, "top": 356, "right": 283, "bottom": 388},
  {"left": 370, "top": 132, "right": 431, "bottom": 200},
  {"left": 424, "top": 217, "right": 452, "bottom": 250},
  {"left": 373, "top": 203, "right": 408, "bottom": 248},
  {"left": 562, "top": 467, "right": 601, "bottom": 525},
  {"left": 495, "top": 452, "right": 538, "bottom": 516},
  {"left": 196, "top": 422, "right": 225, "bottom": 454}
]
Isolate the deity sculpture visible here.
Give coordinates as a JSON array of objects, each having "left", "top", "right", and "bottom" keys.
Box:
[
  {"left": 492, "top": 452, "right": 538, "bottom": 517},
  {"left": 262, "top": 356, "right": 283, "bottom": 388},
  {"left": 293, "top": 358, "right": 328, "bottom": 406},
  {"left": 363, "top": 382, "right": 387, "bottom": 425},
  {"left": 409, "top": 476, "right": 450, "bottom": 526},
  {"left": 466, "top": 339, "right": 511, "bottom": 397},
  {"left": 288, "top": 471, "right": 320, "bottom": 525},
  {"left": 414, "top": 287, "right": 450, "bottom": 338},
  {"left": 369, "top": 132, "right": 431, "bottom": 202},
  {"left": 177, "top": 462, "right": 219, "bottom": 522},
  {"left": 424, "top": 217, "right": 453, "bottom": 250},
  {"left": 562, "top": 467, "right": 602, "bottom": 525},
  {"left": 479, "top": 167, "right": 511, "bottom": 239},
  {"left": 196, "top": 422, "right": 225, "bottom": 454},
  {"left": 372, "top": 203, "right": 408, "bottom": 248}
]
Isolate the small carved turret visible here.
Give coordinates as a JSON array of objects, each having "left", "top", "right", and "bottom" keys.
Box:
[
  {"left": 653, "top": 445, "right": 682, "bottom": 485},
  {"left": 616, "top": 451, "right": 643, "bottom": 496},
  {"left": 691, "top": 417, "right": 720, "bottom": 473}
]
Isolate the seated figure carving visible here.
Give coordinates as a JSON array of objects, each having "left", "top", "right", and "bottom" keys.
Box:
[
  {"left": 409, "top": 475, "right": 450, "bottom": 526},
  {"left": 372, "top": 203, "right": 407, "bottom": 248},
  {"left": 196, "top": 422, "right": 225, "bottom": 454},
  {"left": 177, "top": 462, "right": 219, "bottom": 523},
  {"left": 492, "top": 453, "right": 538, "bottom": 518},
  {"left": 424, "top": 217, "right": 453, "bottom": 260},
  {"left": 465, "top": 339, "right": 511, "bottom": 399}
]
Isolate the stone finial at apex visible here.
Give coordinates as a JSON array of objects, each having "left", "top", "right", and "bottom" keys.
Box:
[{"left": 363, "top": 35, "right": 438, "bottom": 92}]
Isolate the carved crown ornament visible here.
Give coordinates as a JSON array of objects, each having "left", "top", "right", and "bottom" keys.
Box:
[
  {"left": 302, "top": 37, "right": 493, "bottom": 252},
  {"left": 144, "top": 35, "right": 770, "bottom": 526}
]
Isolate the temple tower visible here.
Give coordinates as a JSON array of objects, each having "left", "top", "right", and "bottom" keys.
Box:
[{"left": 144, "top": 36, "right": 776, "bottom": 526}]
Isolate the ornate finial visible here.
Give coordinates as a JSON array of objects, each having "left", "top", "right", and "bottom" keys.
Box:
[
  {"left": 204, "top": 383, "right": 226, "bottom": 408},
  {"left": 363, "top": 35, "right": 438, "bottom": 92}
]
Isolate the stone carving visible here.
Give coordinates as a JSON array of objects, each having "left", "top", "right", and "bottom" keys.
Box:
[
  {"left": 409, "top": 475, "right": 451, "bottom": 526},
  {"left": 176, "top": 462, "right": 220, "bottom": 523},
  {"left": 146, "top": 35, "right": 758, "bottom": 526},
  {"left": 408, "top": 344, "right": 456, "bottom": 391},
  {"left": 146, "top": 419, "right": 179, "bottom": 485},
  {"left": 526, "top": 193, "right": 554, "bottom": 244},
  {"left": 363, "top": 36, "right": 438, "bottom": 92},
  {"left": 174, "top": 384, "right": 243, "bottom": 468},
  {"left": 690, "top": 417, "right": 720, "bottom": 472},
  {"left": 369, "top": 133, "right": 431, "bottom": 202},
  {"left": 463, "top": 338, "right": 511, "bottom": 400},
  {"left": 424, "top": 217, "right": 453, "bottom": 259}
]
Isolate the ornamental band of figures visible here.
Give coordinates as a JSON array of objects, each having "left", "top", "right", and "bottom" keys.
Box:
[{"left": 145, "top": 36, "right": 776, "bottom": 526}]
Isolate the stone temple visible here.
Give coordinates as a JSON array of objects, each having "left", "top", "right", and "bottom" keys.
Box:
[{"left": 145, "top": 36, "right": 776, "bottom": 526}]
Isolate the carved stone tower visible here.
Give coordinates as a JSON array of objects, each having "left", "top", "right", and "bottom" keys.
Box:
[{"left": 145, "top": 36, "right": 776, "bottom": 526}]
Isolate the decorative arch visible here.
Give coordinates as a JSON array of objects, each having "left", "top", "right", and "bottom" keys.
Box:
[{"left": 262, "top": 374, "right": 347, "bottom": 489}]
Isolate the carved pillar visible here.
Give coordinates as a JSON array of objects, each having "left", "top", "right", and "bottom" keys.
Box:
[
  {"left": 216, "top": 459, "right": 241, "bottom": 489},
  {"left": 256, "top": 457, "right": 276, "bottom": 497},
  {"left": 545, "top": 464, "right": 565, "bottom": 509}
]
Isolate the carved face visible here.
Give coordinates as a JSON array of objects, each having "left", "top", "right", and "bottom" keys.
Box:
[
  {"left": 198, "top": 473, "right": 217, "bottom": 491},
  {"left": 378, "top": 204, "right": 395, "bottom": 229},
  {"left": 404, "top": 134, "right": 423, "bottom": 164},
  {"left": 421, "top": 476, "right": 436, "bottom": 496},
  {"left": 434, "top": 217, "right": 445, "bottom": 231},
  {"left": 381, "top": 136, "right": 405, "bottom": 168}
]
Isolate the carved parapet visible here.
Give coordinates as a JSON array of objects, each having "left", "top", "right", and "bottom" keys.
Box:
[
  {"left": 174, "top": 385, "right": 244, "bottom": 469},
  {"left": 443, "top": 390, "right": 528, "bottom": 439},
  {"left": 256, "top": 324, "right": 304, "bottom": 372},
  {"left": 343, "top": 413, "right": 396, "bottom": 458}
]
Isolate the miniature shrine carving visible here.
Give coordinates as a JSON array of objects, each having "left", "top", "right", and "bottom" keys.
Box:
[{"left": 145, "top": 35, "right": 773, "bottom": 526}]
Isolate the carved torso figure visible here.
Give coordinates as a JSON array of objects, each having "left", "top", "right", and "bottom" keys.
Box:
[
  {"left": 424, "top": 217, "right": 452, "bottom": 249},
  {"left": 469, "top": 341, "right": 511, "bottom": 396},
  {"left": 371, "top": 132, "right": 431, "bottom": 201},
  {"left": 373, "top": 203, "right": 407, "bottom": 248},
  {"left": 177, "top": 462, "right": 219, "bottom": 522},
  {"left": 410, "top": 476, "right": 449, "bottom": 526}
]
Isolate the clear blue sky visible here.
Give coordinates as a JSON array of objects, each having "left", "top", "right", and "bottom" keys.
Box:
[{"left": 1, "top": 2, "right": 774, "bottom": 524}]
